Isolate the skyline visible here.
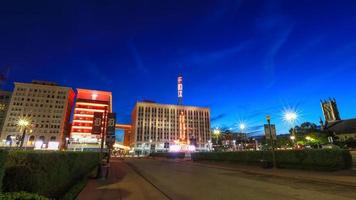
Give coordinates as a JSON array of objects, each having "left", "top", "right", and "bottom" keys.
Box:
[{"left": 1, "top": 0, "right": 356, "bottom": 135}]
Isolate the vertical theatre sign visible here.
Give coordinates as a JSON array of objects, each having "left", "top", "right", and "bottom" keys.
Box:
[
  {"left": 92, "top": 112, "right": 103, "bottom": 134},
  {"left": 106, "top": 113, "right": 116, "bottom": 147}
]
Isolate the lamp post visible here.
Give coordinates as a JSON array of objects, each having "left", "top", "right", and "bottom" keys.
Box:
[
  {"left": 239, "top": 123, "right": 246, "bottom": 151},
  {"left": 266, "top": 115, "right": 277, "bottom": 169},
  {"left": 213, "top": 128, "right": 220, "bottom": 150},
  {"left": 284, "top": 111, "right": 298, "bottom": 148},
  {"left": 17, "top": 118, "right": 30, "bottom": 148},
  {"left": 65, "top": 137, "right": 69, "bottom": 150},
  {"left": 149, "top": 139, "right": 153, "bottom": 154}
]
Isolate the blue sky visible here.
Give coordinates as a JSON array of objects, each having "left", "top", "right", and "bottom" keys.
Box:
[{"left": 1, "top": 0, "right": 356, "bottom": 136}]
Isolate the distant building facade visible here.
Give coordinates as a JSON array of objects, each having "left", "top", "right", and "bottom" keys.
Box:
[
  {"left": 70, "top": 89, "right": 112, "bottom": 145},
  {"left": 0, "top": 81, "right": 74, "bottom": 147},
  {"left": 324, "top": 119, "right": 356, "bottom": 141},
  {"left": 115, "top": 124, "right": 132, "bottom": 147},
  {"left": 131, "top": 102, "right": 211, "bottom": 154},
  {"left": 321, "top": 98, "right": 341, "bottom": 122},
  {"left": 320, "top": 98, "right": 356, "bottom": 141},
  {"left": 0, "top": 90, "right": 12, "bottom": 134}
]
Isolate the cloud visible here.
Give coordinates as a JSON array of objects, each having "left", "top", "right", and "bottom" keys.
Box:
[
  {"left": 186, "top": 40, "right": 253, "bottom": 65},
  {"left": 262, "top": 25, "right": 293, "bottom": 88},
  {"left": 127, "top": 41, "right": 149, "bottom": 74},
  {"left": 254, "top": 2, "right": 294, "bottom": 88},
  {"left": 87, "top": 64, "right": 113, "bottom": 86},
  {"left": 211, "top": 113, "right": 227, "bottom": 122},
  {"left": 204, "top": 0, "right": 243, "bottom": 23}
]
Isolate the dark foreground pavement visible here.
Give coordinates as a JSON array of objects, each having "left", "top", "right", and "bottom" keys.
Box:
[
  {"left": 79, "top": 158, "right": 356, "bottom": 200},
  {"left": 77, "top": 158, "right": 168, "bottom": 200}
]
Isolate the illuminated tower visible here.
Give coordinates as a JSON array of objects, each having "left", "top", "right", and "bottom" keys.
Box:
[
  {"left": 177, "top": 74, "right": 183, "bottom": 105},
  {"left": 321, "top": 98, "right": 341, "bottom": 122}
]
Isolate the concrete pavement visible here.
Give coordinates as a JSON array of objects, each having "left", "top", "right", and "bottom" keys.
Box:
[
  {"left": 78, "top": 158, "right": 356, "bottom": 200},
  {"left": 125, "top": 158, "right": 356, "bottom": 200},
  {"left": 77, "top": 158, "right": 168, "bottom": 200},
  {"left": 188, "top": 159, "right": 356, "bottom": 187}
]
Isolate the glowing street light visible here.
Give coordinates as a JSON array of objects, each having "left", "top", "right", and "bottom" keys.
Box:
[
  {"left": 18, "top": 119, "right": 30, "bottom": 127},
  {"left": 283, "top": 110, "right": 298, "bottom": 149},
  {"left": 239, "top": 123, "right": 246, "bottom": 131},
  {"left": 284, "top": 111, "right": 298, "bottom": 124},
  {"left": 213, "top": 128, "right": 220, "bottom": 146},
  {"left": 305, "top": 136, "right": 313, "bottom": 141},
  {"left": 17, "top": 117, "right": 31, "bottom": 148},
  {"left": 213, "top": 128, "right": 220, "bottom": 135}
]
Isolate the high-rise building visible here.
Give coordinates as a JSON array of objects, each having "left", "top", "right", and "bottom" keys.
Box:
[
  {"left": 0, "top": 90, "right": 12, "bottom": 134},
  {"left": 321, "top": 98, "right": 341, "bottom": 122},
  {"left": 131, "top": 101, "right": 211, "bottom": 154},
  {"left": 70, "top": 89, "right": 112, "bottom": 145},
  {"left": 0, "top": 81, "right": 74, "bottom": 147}
]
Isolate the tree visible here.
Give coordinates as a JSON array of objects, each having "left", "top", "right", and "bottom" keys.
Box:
[{"left": 290, "top": 122, "right": 329, "bottom": 147}]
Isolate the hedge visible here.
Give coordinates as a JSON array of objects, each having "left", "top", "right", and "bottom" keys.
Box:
[
  {"left": 275, "top": 149, "right": 352, "bottom": 170},
  {"left": 0, "top": 150, "right": 8, "bottom": 192},
  {"left": 2, "top": 151, "right": 100, "bottom": 199},
  {"left": 150, "top": 152, "right": 186, "bottom": 159},
  {"left": 191, "top": 149, "right": 352, "bottom": 171},
  {"left": 0, "top": 192, "right": 49, "bottom": 200}
]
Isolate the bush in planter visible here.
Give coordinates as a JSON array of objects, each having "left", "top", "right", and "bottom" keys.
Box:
[{"left": 2, "top": 151, "right": 100, "bottom": 199}]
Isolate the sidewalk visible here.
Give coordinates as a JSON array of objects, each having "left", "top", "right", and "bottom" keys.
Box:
[
  {"left": 177, "top": 159, "right": 356, "bottom": 187},
  {"left": 77, "top": 158, "right": 168, "bottom": 200}
]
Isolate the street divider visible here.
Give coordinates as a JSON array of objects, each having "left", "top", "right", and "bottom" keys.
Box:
[
  {"left": 191, "top": 149, "right": 352, "bottom": 171},
  {"left": 0, "top": 150, "right": 100, "bottom": 199}
]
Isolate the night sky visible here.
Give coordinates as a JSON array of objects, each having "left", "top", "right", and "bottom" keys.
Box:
[{"left": 1, "top": 0, "right": 356, "bottom": 135}]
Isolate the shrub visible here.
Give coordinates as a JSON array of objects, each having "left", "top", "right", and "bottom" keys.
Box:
[
  {"left": 191, "top": 149, "right": 352, "bottom": 171},
  {"left": 0, "top": 150, "right": 8, "bottom": 191},
  {"left": 2, "top": 151, "right": 100, "bottom": 199},
  {"left": 275, "top": 149, "right": 352, "bottom": 170},
  {"left": 0, "top": 191, "right": 49, "bottom": 200}
]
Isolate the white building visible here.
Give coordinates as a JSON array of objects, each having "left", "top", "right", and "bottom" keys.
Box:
[
  {"left": 130, "top": 101, "right": 211, "bottom": 154},
  {"left": 0, "top": 80, "right": 75, "bottom": 148}
]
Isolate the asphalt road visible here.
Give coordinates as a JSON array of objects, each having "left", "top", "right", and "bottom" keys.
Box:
[{"left": 125, "top": 158, "right": 356, "bottom": 200}]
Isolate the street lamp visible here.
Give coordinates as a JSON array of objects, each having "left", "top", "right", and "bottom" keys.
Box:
[
  {"left": 239, "top": 123, "right": 246, "bottom": 131},
  {"left": 17, "top": 118, "right": 31, "bottom": 148},
  {"left": 266, "top": 115, "right": 277, "bottom": 168},
  {"left": 283, "top": 111, "right": 297, "bottom": 123},
  {"left": 239, "top": 123, "right": 246, "bottom": 150},
  {"left": 213, "top": 128, "right": 220, "bottom": 135},
  {"left": 284, "top": 110, "right": 298, "bottom": 148},
  {"left": 213, "top": 128, "right": 220, "bottom": 147}
]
